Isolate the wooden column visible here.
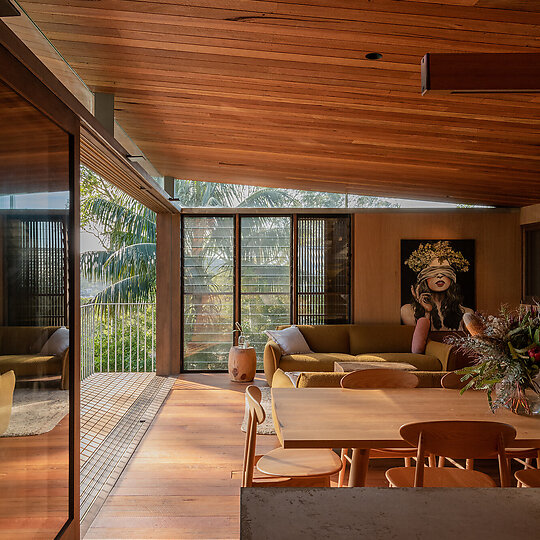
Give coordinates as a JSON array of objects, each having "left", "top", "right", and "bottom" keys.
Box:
[{"left": 156, "top": 213, "right": 181, "bottom": 376}]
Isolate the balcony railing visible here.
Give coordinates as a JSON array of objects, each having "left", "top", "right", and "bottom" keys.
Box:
[{"left": 81, "top": 302, "right": 156, "bottom": 380}]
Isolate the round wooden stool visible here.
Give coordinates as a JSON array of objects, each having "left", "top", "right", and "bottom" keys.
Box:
[{"left": 228, "top": 346, "right": 256, "bottom": 382}]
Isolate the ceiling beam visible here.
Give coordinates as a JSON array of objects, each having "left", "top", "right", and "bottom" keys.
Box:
[{"left": 422, "top": 53, "right": 540, "bottom": 95}]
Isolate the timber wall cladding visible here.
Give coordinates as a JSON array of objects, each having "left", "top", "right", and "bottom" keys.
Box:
[
  {"left": 353, "top": 211, "right": 521, "bottom": 323},
  {"left": 17, "top": 0, "right": 540, "bottom": 206}
]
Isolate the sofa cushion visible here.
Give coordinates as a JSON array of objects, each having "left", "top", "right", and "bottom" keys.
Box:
[
  {"left": 40, "top": 327, "right": 69, "bottom": 356},
  {"left": 280, "top": 352, "right": 356, "bottom": 373},
  {"left": 265, "top": 325, "right": 312, "bottom": 355},
  {"left": 0, "top": 355, "right": 62, "bottom": 378},
  {"left": 354, "top": 353, "right": 442, "bottom": 371},
  {"left": 349, "top": 325, "right": 415, "bottom": 355},
  {"left": 279, "top": 325, "right": 350, "bottom": 353}
]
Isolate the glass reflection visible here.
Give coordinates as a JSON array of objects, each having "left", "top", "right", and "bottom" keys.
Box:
[{"left": 0, "top": 80, "right": 70, "bottom": 538}]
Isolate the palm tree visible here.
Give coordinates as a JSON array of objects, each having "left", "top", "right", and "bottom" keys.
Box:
[{"left": 81, "top": 176, "right": 297, "bottom": 303}]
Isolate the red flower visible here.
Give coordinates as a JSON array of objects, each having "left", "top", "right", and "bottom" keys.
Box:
[{"left": 529, "top": 346, "right": 540, "bottom": 363}]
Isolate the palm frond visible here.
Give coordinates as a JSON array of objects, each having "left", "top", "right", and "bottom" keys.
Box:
[
  {"left": 91, "top": 274, "right": 155, "bottom": 304},
  {"left": 103, "top": 243, "right": 156, "bottom": 281},
  {"left": 83, "top": 197, "right": 156, "bottom": 245},
  {"left": 81, "top": 250, "right": 114, "bottom": 281}
]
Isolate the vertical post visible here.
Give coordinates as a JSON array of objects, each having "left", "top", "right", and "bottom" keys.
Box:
[
  {"left": 156, "top": 213, "right": 181, "bottom": 375},
  {"left": 292, "top": 214, "right": 298, "bottom": 325},
  {"left": 233, "top": 214, "right": 241, "bottom": 346}
]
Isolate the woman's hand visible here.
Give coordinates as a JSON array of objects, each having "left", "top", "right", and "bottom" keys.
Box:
[{"left": 411, "top": 285, "right": 433, "bottom": 313}]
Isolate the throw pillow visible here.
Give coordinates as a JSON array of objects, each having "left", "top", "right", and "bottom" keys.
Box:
[
  {"left": 40, "top": 327, "right": 70, "bottom": 356},
  {"left": 265, "top": 326, "right": 312, "bottom": 355},
  {"left": 411, "top": 317, "right": 430, "bottom": 354}
]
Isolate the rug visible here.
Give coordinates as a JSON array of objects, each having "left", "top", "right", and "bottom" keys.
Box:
[
  {"left": 1, "top": 388, "right": 69, "bottom": 437},
  {"left": 241, "top": 386, "right": 276, "bottom": 435}
]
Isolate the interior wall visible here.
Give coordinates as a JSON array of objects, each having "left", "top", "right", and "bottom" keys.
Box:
[{"left": 353, "top": 210, "right": 521, "bottom": 324}]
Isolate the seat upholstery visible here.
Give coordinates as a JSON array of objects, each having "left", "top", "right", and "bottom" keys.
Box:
[
  {"left": 0, "top": 370, "right": 15, "bottom": 435},
  {"left": 355, "top": 353, "right": 442, "bottom": 371},
  {"left": 0, "top": 355, "right": 62, "bottom": 377},
  {"left": 280, "top": 353, "right": 356, "bottom": 373}
]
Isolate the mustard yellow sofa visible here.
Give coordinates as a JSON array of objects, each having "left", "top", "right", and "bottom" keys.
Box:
[
  {"left": 263, "top": 324, "right": 453, "bottom": 385},
  {"left": 0, "top": 326, "right": 69, "bottom": 389}
]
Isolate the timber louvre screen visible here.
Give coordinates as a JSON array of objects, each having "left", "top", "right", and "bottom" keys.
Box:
[{"left": 181, "top": 214, "right": 351, "bottom": 371}]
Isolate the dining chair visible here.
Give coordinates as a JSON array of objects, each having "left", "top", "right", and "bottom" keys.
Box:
[
  {"left": 242, "top": 385, "right": 342, "bottom": 488},
  {"left": 515, "top": 469, "right": 540, "bottom": 487},
  {"left": 338, "top": 368, "right": 420, "bottom": 487},
  {"left": 440, "top": 373, "right": 539, "bottom": 472},
  {"left": 385, "top": 420, "right": 516, "bottom": 487}
]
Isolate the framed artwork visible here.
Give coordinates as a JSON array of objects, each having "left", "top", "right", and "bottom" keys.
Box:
[{"left": 400, "top": 240, "right": 475, "bottom": 331}]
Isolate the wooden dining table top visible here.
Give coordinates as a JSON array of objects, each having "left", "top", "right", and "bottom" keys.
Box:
[{"left": 271, "top": 387, "right": 540, "bottom": 449}]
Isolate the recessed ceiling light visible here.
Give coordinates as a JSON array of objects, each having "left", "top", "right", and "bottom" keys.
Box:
[{"left": 365, "top": 52, "right": 383, "bottom": 60}]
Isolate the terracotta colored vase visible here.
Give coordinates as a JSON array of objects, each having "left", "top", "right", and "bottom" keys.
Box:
[{"left": 228, "top": 346, "right": 256, "bottom": 383}]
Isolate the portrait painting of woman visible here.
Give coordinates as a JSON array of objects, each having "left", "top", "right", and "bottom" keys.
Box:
[{"left": 400, "top": 240, "right": 475, "bottom": 331}]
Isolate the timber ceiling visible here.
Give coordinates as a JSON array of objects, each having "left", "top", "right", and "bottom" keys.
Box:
[{"left": 18, "top": 0, "right": 540, "bottom": 206}]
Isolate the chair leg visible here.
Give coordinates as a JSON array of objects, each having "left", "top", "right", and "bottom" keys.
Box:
[
  {"left": 428, "top": 454, "right": 436, "bottom": 467},
  {"left": 338, "top": 449, "right": 349, "bottom": 487},
  {"left": 438, "top": 456, "right": 446, "bottom": 468},
  {"left": 404, "top": 457, "right": 411, "bottom": 467},
  {"left": 466, "top": 459, "right": 474, "bottom": 470}
]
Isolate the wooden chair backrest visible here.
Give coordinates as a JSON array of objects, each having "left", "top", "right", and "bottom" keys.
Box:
[
  {"left": 242, "top": 386, "right": 266, "bottom": 487},
  {"left": 340, "top": 368, "right": 419, "bottom": 389},
  {"left": 441, "top": 371, "right": 469, "bottom": 390},
  {"left": 400, "top": 420, "right": 516, "bottom": 487}
]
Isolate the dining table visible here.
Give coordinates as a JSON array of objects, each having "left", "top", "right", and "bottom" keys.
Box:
[{"left": 271, "top": 387, "right": 540, "bottom": 487}]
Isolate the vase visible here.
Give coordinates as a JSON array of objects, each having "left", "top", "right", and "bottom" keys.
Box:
[{"left": 502, "top": 385, "right": 540, "bottom": 416}]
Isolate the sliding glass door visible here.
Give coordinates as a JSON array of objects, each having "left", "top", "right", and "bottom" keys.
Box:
[{"left": 181, "top": 213, "right": 351, "bottom": 371}]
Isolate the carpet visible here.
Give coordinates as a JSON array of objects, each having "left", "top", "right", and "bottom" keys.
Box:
[
  {"left": 1, "top": 388, "right": 69, "bottom": 437},
  {"left": 241, "top": 386, "right": 276, "bottom": 435}
]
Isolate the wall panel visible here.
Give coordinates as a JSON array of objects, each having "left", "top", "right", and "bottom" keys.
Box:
[{"left": 353, "top": 210, "right": 521, "bottom": 323}]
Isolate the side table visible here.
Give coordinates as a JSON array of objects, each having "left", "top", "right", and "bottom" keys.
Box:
[{"left": 228, "top": 346, "right": 257, "bottom": 382}]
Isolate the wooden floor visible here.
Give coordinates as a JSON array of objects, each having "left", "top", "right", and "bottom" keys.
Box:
[
  {"left": 84, "top": 373, "right": 407, "bottom": 540},
  {"left": 0, "top": 414, "right": 70, "bottom": 540},
  {"left": 84, "top": 373, "right": 512, "bottom": 539}
]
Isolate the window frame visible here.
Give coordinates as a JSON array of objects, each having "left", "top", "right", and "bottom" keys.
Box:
[{"left": 180, "top": 210, "right": 353, "bottom": 372}]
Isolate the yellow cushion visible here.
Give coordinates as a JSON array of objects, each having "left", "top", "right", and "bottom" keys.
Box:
[
  {"left": 0, "top": 370, "right": 15, "bottom": 434},
  {"left": 355, "top": 353, "right": 442, "bottom": 371},
  {"left": 280, "top": 353, "right": 356, "bottom": 373},
  {"left": 278, "top": 325, "right": 350, "bottom": 353},
  {"left": 349, "top": 325, "right": 415, "bottom": 355},
  {"left": 297, "top": 372, "right": 344, "bottom": 388},
  {"left": 0, "top": 355, "right": 62, "bottom": 377}
]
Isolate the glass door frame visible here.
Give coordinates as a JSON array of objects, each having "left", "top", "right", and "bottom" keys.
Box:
[{"left": 0, "top": 29, "right": 81, "bottom": 540}]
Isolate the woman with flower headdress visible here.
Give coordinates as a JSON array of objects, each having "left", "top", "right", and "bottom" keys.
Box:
[{"left": 400, "top": 241, "right": 473, "bottom": 331}]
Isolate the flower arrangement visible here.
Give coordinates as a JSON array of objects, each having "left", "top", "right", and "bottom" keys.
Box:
[{"left": 447, "top": 306, "right": 540, "bottom": 414}]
